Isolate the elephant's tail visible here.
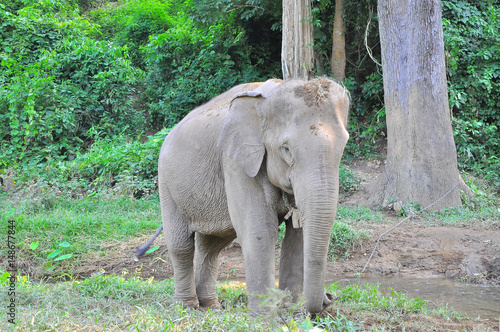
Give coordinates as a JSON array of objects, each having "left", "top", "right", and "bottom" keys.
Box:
[{"left": 135, "top": 225, "right": 163, "bottom": 259}]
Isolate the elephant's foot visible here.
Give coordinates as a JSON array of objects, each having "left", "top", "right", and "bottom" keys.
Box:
[
  {"left": 174, "top": 295, "right": 200, "bottom": 309},
  {"left": 322, "top": 292, "right": 333, "bottom": 310},
  {"left": 199, "top": 297, "right": 221, "bottom": 309}
]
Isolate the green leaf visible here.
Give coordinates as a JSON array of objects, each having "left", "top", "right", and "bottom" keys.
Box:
[
  {"left": 59, "top": 242, "right": 71, "bottom": 248},
  {"left": 299, "top": 317, "right": 314, "bottom": 330},
  {"left": 30, "top": 241, "right": 39, "bottom": 250},
  {"left": 54, "top": 254, "right": 73, "bottom": 262},
  {"left": 47, "top": 249, "right": 62, "bottom": 259},
  {"left": 0, "top": 272, "right": 11, "bottom": 283},
  {"left": 145, "top": 245, "right": 159, "bottom": 254}
]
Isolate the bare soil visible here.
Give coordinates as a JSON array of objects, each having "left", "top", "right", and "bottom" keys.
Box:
[{"left": 86, "top": 160, "right": 499, "bottom": 286}]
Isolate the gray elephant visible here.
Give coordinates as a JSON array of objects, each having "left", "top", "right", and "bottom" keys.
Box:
[{"left": 137, "top": 78, "right": 350, "bottom": 313}]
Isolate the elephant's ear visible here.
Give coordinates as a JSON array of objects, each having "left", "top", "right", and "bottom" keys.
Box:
[{"left": 217, "top": 91, "right": 265, "bottom": 178}]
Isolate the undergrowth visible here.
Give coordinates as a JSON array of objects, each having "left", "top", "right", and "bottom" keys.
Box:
[{"left": 0, "top": 274, "right": 463, "bottom": 331}]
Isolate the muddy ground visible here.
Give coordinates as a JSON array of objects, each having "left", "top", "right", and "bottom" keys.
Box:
[{"left": 78, "top": 160, "right": 500, "bottom": 286}]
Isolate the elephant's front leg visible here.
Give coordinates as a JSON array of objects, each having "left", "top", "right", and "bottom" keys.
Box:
[
  {"left": 278, "top": 219, "right": 304, "bottom": 299},
  {"left": 236, "top": 216, "right": 279, "bottom": 312},
  {"left": 224, "top": 168, "right": 280, "bottom": 312}
]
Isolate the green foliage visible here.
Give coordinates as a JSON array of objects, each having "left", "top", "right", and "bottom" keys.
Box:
[
  {"left": 337, "top": 205, "right": 384, "bottom": 223},
  {"left": 217, "top": 282, "right": 248, "bottom": 308},
  {"left": 13, "top": 128, "right": 169, "bottom": 197},
  {"left": 339, "top": 164, "right": 361, "bottom": 195},
  {"left": 328, "top": 282, "right": 428, "bottom": 314},
  {"left": 443, "top": 0, "right": 500, "bottom": 189},
  {"left": 0, "top": 0, "right": 144, "bottom": 168},
  {"left": 143, "top": 14, "right": 274, "bottom": 128},
  {"left": 75, "top": 274, "right": 174, "bottom": 300},
  {"left": 88, "top": 0, "right": 176, "bottom": 68},
  {"left": 0, "top": 194, "right": 160, "bottom": 278},
  {"left": 316, "top": 311, "right": 364, "bottom": 332},
  {"left": 443, "top": 1, "right": 500, "bottom": 121},
  {"left": 453, "top": 118, "right": 500, "bottom": 190},
  {"left": 328, "top": 222, "right": 368, "bottom": 261}
]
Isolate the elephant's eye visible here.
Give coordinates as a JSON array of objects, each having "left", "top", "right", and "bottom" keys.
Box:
[
  {"left": 282, "top": 144, "right": 291, "bottom": 154},
  {"left": 281, "top": 144, "right": 294, "bottom": 166}
]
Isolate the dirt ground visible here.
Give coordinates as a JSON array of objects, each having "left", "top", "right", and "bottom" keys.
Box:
[
  {"left": 78, "top": 160, "right": 500, "bottom": 286},
  {"left": 63, "top": 161, "right": 500, "bottom": 330}
]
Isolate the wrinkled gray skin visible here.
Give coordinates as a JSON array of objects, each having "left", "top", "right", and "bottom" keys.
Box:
[{"left": 138, "top": 78, "right": 350, "bottom": 314}]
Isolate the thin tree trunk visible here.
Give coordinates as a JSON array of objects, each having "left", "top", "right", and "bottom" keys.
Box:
[
  {"left": 331, "top": 0, "right": 346, "bottom": 81},
  {"left": 366, "top": 0, "right": 468, "bottom": 210},
  {"left": 282, "top": 0, "right": 314, "bottom": 80}
]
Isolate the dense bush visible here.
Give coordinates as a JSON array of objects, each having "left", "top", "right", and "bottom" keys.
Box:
[
  {"left": 143, "top": 12, "right": 277, "bottom": 129},
  {"left": 88, "top": 0, "right": 176, "bottom": 68},
  {"left": 443, "top": 0, "right": 500, "bottom": 189},
  {"left": 0, "top": 0, "right": 144, "bottom": 167},
  {"left": 14, "top": 128, "right": 169, "bottom": 197},
  {"left": 1, "top": 0, "right": 498, "bottom": 192}
]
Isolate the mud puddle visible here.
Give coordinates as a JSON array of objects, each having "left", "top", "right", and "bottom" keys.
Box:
[{"left": 329, "top": 276, "right": 500, "bottom": 319}]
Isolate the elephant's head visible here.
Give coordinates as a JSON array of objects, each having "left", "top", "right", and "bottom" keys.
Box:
[{"left": 218, "top": 78, "right": 350, "bottom": 313}]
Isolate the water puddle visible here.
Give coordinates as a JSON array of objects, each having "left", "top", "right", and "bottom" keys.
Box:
[
  {"left": 329, "top": 276, "right": 500, "bottom": 319},
  {"left": 220, "top": 276, "right": 500, "bottom": 319}
]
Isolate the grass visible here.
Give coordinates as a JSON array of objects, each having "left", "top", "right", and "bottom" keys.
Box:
[
  {"left": 337, "top": 205, "right": 384, "bottom": 223},
  {"left": 328, "top": 222, "right": 369, "bottom": 261},
  {"left": 1, "top": 274, "right": 466, "bottom": 331},
  {"left": 0, "top": 193, "right": 161, "bottom": 278}
]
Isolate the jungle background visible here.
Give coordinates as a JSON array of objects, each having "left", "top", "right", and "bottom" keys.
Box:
[{"left": 1, "top": 0, "right": 500, "bottom": 331}]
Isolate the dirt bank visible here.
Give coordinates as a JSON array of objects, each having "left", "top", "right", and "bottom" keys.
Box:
[{"left": 77, "top": 220, "right": 500, "bottom": 285}]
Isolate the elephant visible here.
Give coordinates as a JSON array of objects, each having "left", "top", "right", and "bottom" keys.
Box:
[{"left": 137, "top": 77, "right": 350, "bottom": 314}]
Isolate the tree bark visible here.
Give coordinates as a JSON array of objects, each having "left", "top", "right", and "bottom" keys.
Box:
[
  {"left": 281, "top": 0, "right": 314, "bottom": 80},
  {"left": 367, "top": 0, "right": 467, "bottom": 210},
  {"left": 331, "top": 0, "right": 346, "bottom": 81}
]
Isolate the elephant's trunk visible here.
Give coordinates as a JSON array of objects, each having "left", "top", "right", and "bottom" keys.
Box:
[{"left": 296, "top": 148, "right": 341, "bottom": 313}]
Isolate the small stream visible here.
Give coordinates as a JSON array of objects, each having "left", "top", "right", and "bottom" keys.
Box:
[{"left": 327, "top": 276, "right": 500, "bottom": 319}]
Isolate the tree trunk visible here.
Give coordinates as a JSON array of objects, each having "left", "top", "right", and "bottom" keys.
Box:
[
  {"left": 367, "top": 0, "right": 468, "bottom": 210},
  {"left": 331, "top": 0, "right": 345, "bottom": 81},
  {"left": 281, "top": 0, "right": 314, "bottom": 80}
]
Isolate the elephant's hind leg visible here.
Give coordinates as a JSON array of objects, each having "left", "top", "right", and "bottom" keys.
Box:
[
  {"left": 194, "top": 233, "right": 236, "bottom": 308},
  {"left": 162, "top": 194, "right": 199, "bottom": 308}
]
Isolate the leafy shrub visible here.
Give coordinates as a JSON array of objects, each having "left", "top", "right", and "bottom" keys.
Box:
[
  {"left": 88, "top": 0, "right": 176, "bottom": 68},
  {"left": 0, "top": 0, "right": 144, "bottom": 167},
  {"left": 453, "top": 118, "right": 500, "bottom": 190},
  {"left": 328, "top": 222, "right": 368, "bottom": 261},
  {"left": 13, "top": 128, "right": 170, "bottom": 197},
  {"left": 443, "top": 1, "right": 500, "bottom": 122},
  {"left": 339, "top": 164, "right": 361, "bottom": 195},
  {"left": 443, "top": 0, "right": 500, "bottom": 190},
  {"left": 143, "top": 15, "right": 267, "bottom": 129}
]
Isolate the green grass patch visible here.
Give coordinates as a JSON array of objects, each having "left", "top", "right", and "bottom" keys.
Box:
[
  {"left": 337, "top": 205, "right": 384, "bottom": 223},
  {"left": 0, "top": 194, "right": 160, "bottom": 277},
  {"left": 0, "top": 275, "right": 464, "bottom": 331},
  {"left": 423, "top": 178, "right": 500, "bottom": 227},
  {"left": 328, "top": 222, "right": 369, "bottom": 262}
]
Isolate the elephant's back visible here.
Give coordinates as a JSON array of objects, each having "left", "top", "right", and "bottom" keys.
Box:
[{"left": 157, "top": 82, "right": 264, "bottom": 233}]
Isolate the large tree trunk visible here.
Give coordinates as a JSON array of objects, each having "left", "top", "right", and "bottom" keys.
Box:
[
  {"left": 331, "top": 0, "right": 346, "bottom": 81},
  {"left": 367, "top": 0, "right": 468, "bottom": 210},
  {"left": 282, "top": 0, "right": 314, "bottom": 80}
]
